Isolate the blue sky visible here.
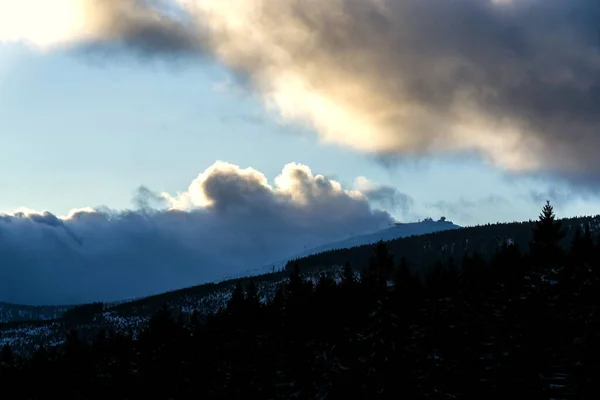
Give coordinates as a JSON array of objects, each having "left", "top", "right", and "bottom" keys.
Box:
[{"left": 0, "top": 42, "right": 593, "bottom": 227}]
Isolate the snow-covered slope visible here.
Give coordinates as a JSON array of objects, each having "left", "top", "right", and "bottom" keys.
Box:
[
  {"left": 0, "top": 303, "right": 72, "bottom": 323},
  {"left": 0, "top": 267, "right": 342, "bottom": 355}
]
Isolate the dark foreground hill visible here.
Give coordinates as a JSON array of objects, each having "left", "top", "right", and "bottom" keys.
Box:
[{"left": 2, "top": 203, "right": 600, "bottom": 399}]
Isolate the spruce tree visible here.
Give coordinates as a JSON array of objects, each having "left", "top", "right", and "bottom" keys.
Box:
[
  {"left": 569, "top": 227, "right": 586, "bottom": 281},
  {"left": 227, "top": 281, "right": 246, "bottom": 314},
  {"left": 286, "top": 263, "right": 312, "bottom": 305},
  {"left": 340, "top": 262, "right": 355, "bottom": 290},
  {"left": 245, "top": 280, "right": 261, "bottom": 310},
  {"left": 0, "top": 344, "right": 13, "bottom": 366},
  {"left": 31, "top": 343, "right": 49, "bottom": 368},
  {"left": 445, "top": 257, "right": 460, "bottom": 293},
  {"left": 314, "top": 272, "right": 336, "bottom": 298},
  {"left": 530, "top": 201, "right": 565, "bottom": 271},
  {"left": 363, "top": 241, "right": 394, "bottom": 293},
  {"left": 593, "top": 232, "right": 600, "bottom": 279},
  {"left": 571, "top": 227, "right": 583, "bottom": 258},
  {"left": 270, "top": 286, "right": 285, "bottom": 311},
  {"left": 582, "top": 224, "right": 595, "bottom": 263},
  {"left": 393, "top": 257, "right": 423, "bottom": 315},
  {"left": 394, "top": 257, "right": 421, "bottom": 298},
  {"left": 394, "top": 257, "right": 411, "bottom": 289}
]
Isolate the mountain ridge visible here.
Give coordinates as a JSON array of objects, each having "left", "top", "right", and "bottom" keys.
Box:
[{"left": 228, "top": 218, "right": 461, "bottom": 279}]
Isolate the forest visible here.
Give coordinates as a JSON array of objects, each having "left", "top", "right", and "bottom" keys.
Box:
[
  {"left": 1, "top": 201, "right": 600, "bottom": 399},
  {"left": 286, "top": 213, "right": 600, "bottom": 274}
]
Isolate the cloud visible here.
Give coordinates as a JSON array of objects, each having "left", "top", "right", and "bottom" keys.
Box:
[
  {"left": 7, "top": 0, "right": 600, "bottom": 187},
  {"left": 133, "top": 185, "right": 169, "bottom": 210},
  {"left": 0, "top": 161, "right": 394, "bottom": 305},
  {"left": 354, "top": 176, "right": 413, "bottom": 218},
  {"left": 527, "top": 188, "right": 572, "bottom": 208},
  {"left": 426, "top": 195, "right": 511, "bottom": 225},
  {"left": 184, "top": 0, "right": 600, "bottom": 187},
  {"left": 0, "top": 0, "right": 204, "bottom": 55}
]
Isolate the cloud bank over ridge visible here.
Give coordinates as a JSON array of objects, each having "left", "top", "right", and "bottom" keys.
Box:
[
  {"left": 3, "top": 0, "right": 600, "bottom": 187},
  {"left": 0, "top": 161, "right": 395, "bottom": 305}
]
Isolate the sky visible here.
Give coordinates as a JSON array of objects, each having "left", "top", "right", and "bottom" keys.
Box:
[{"left": 0, "top": 0, "right": 599, "bottom": 304}]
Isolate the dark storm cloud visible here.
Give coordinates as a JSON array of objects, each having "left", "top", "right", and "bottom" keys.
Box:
[
  {"left": 9, "top": 0, "right": 600, "bottom": 188},
  {"left": 96, "top": 0, "right": 600, "bottom": 188},
  {"left": 69, "top": 0, "right": 207, "bottom": 63},
  {"left": 0, "top": 162, "right": 394, "bottom": 305}
]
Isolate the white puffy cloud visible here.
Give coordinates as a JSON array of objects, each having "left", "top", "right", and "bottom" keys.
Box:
[{"left": 0, "top": 161, "right": 394, "bottom": 305}]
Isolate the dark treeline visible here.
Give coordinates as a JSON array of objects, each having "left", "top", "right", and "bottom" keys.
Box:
[
  {"left": 62, "top": 302, "right": 105, "bottom": 328},
  {"left": 288, "top": 214, "right": 600, "bottom": 275},
  {"left": 2, "top": 202, "right": 600, "bottom": 399}
]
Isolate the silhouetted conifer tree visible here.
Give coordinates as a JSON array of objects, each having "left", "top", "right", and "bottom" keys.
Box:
[
  {"left": 490, "top": 242, "right": 525, "bottom": 295},
  {"left": 340, "top": 262, "right": 356, "bottom": 290},
  {"left": 286, "top": 263, "right": 313, "bottom": 306},
  {"left": 425, "top": 261, "right": 445, "bottom": 298},
  {"left": 445, "top": 257, "right": 460, "bottom": 295},
  {"left": 363, "top": 241, "right": 394, "bottom": 293},
  {"left": 572, "top": 224, "right": 595, "bottom": 270},
  {"left": 271, "top": 286, "right": 285, "bottom": 310},
  {"left": 31, "top": 343, "right": 49, "bottom": 368},
  {"left": 313, "top": 272, "right": 338, "bottom": 335},
  {"left": 227, "top": 281, "right": 246, "bottom": 314},
  {"left": 530, "top": 201, "right": 565, "bottom": 271},
  {"left": 315, "top": 272, "right": 337, "bottom": 297},
  {"left": 245, "top": 280, "right": 261, "bottom": 312},
  {"left": 394, "top": 257, "right": 410, "bottom": 288},
  {"left": 0, "top": 344, "right": 13, "bottom": 366}
]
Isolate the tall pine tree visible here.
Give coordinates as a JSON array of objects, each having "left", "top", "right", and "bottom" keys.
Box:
[
  {"left": 530, "top": 201, "right": 565, "bottom": 271},
  {"left": 363, "top": 241, "right": 394, "bottom": 294},
  {"left": 227, "top": 281, "right": 246, "bottom": 314},
  {"left": 0, "top": 344, "right": 13, "bottom": 366},
  {"left": 245, "top": 280, "right": 261, "bottom": 311}
]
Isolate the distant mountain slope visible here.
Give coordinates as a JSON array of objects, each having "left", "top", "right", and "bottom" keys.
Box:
[
  {"left": 290, "top": 215, "right": 600, "bottom": 274},
  {"left": 0, "top": 303, "right": 72, "bottom": 323},
  {"left": 232, "top": 218, "right": 461, "bottom": 278},
  {"left": 288, "top": 219, "right": 461, "bottom": 260}
]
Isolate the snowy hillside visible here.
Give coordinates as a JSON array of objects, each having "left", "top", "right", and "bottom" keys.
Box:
[
  {"left": 0, "top": 303, "right": 72, "bottom": 323},
  {"left": 0, "top": 267, "right": 341, "bottom": 356}
]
